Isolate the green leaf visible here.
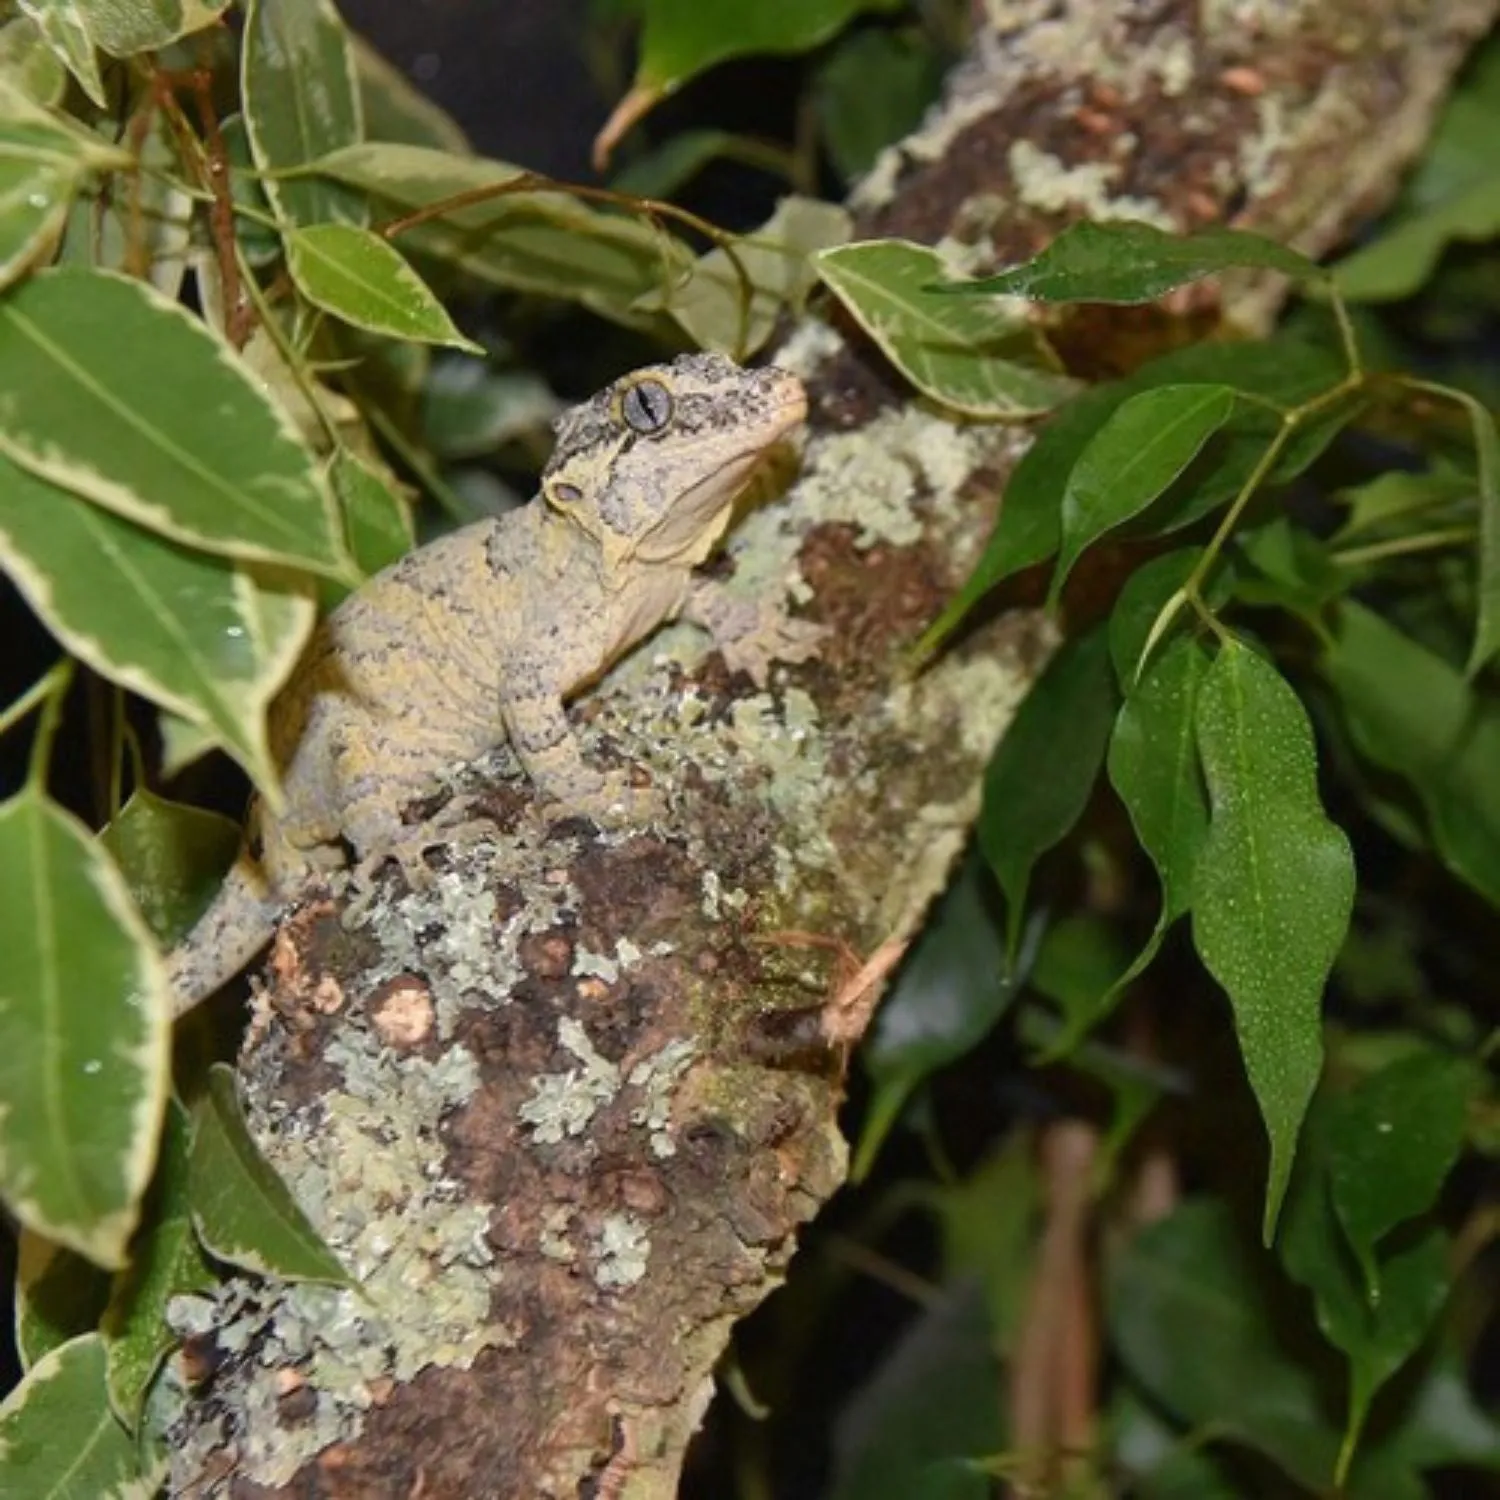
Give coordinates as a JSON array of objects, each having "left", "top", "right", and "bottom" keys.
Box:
[
  {"left": 0, "top": 78, "right": 128, "bottom": 291},
  {"left": 189, "top": 1064, "right": 352, "bottom": 1283},
  {"left": 0, "top": 15, "right": 70, "bottom": 106},
  {"left": 826, "top": 1284, "right": 1002, "bottom": 1500},
  {"left": 634, "top": 195, "right": 850, "bottom": 358},
  {"left": 1109, "top": 1199, "right": 1342, "bottom": 1489},
  {"left": 1039, "top": 629, "right": 1214, "bottom": 1055},
  {"left": 327, "top": 446, "right": 412, "bottom": 586},
  {"left": 1233, "top": 516, "right": 1348, "bottom": 622},
  {"left": 99, "top": 789, "right": 240, "bottom": 947},
  {"left": 68, "top": 0, "right": 228, "bottom": 55},
  {"left": 813, "top": 238, "right": 1077, "bottom": 417},
  {"left": 633, "top": 0, "right": 901, "bottom": 94},
  {"left": 1109, "top": 633, "right": 1212, "bottom": 923},
  {"left": 936, "top": 220, "right": 1328, "bottom": 303},
  {"left": 1334, "top": 468, "right": 1473, "bottom": 541},
  {"left": 0, "top": 454, "right": 315, "bottom": 794},
  {"left": 309, "top": 141, "right": 693, "bottom": 327},
  {"left": 1326, "top": 1052, "right": 1473, "bottom": 1301},
  {"left": 1333, "top": 174, "right": 1500, "bottom": 303},
  {"left": 813, "top": 26, "right": 944, "bottom": 182},
  {"left": 0, "top": 1334, "right": 147, "bottom": 1497},
  {"left": 1191, "top": 642, "right": 1354, "bottom": 1239},
  {"left": 1278, "top": 1096, "right": 1454, "bottom": 1478},
  {"left": 856, "top": 857, "right": 1011, "bottom": 1180},
  {"left": 979, "top": 625, "right": 1117, "bottom": 957},
  {"left": 0, "top": 788, "right": 169, "bottom": 1268},
  {"left": 1421, "top": 382, "right": 1500, "bottom": 675},
  {"left": 102, "top": 1100, "right": 212, "bottom": 1429},
  {"left": 609, "top": 128, "right": 743, "bottom": 199},
  {"left": 913, "top": 335, "right": 1348, "bottom": 661},
  {"left": 14, "top": 1229, "right": 111, "bottom": 1371},
  {"left": 1052, "top": 384, "right": 1237, "bottom": 599},
  {"left": 0, "top": 267, "right": 349, "bottom": 576},
  {"left": 1107, "top": 548, "right": 1214, "bottom": 685},
  {"left": 16, "top": 0, "right": 105, "bottom": 106},
  {"left": 1321, "top": 602, "right": 1500, "bottom": 907},
  {"left": 241, "top": 0, "right": 364, "bottom": 228},
  {"left": 285, "top": 223, "right": 482, "bottom": 352}
]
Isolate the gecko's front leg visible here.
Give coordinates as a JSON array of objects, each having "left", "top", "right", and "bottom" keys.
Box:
[
  {"left": 502, "top": 687, "right": 661, "bottom": 825},
  {"left": 683, "top": 579, "right": 827, "bottom": 689}
]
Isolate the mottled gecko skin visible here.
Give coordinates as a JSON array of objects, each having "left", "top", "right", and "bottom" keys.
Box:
[{"left": 168, "top": 353, "right": 818, "bottom": 1017}]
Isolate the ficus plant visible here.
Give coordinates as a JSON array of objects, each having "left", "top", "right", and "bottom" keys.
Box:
[{"left": 0, "top": 0, "right": 1497, "bottom": 1495}]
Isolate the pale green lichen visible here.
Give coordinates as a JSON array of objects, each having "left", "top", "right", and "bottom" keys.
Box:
[
  {"left": 628, "top": 1039, "right": 698, "bottom": 1158},
  {"left": 593, "top": 1214, "right": 650, "bottom": 1289},
  {"left": 1007, "top": 140, "right": 1176, "bottom": 229},
  {"left": 518, "top": 1016, "right": 622, "bottom": 1144}
]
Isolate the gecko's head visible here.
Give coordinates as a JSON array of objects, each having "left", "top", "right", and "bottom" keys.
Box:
[{"left": 540, "top": 352, "right": 807, "bottom": 568}]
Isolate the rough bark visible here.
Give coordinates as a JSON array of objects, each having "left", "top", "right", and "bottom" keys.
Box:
[{"left": 169, "top": 3, "right": 1498, "bottom": 1495}]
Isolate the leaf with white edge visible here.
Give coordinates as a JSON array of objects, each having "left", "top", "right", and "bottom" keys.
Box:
[
  {"left": 15, "top": 1229, "right": 110, "bottom": 1371},
  {"left": 100, "top": 789, "right": 240, "bottom": 947},
  {"left": 320, "top": 445, "right": 412, "bottom": 608},
  {"left": 241, "top": 0, "right": 363, "bottom": 228},
  {"left": 332, "top": 446, "right": 412, "bottom": 574},
  {"left": 157, "top": 712, "right": 218, "bottom": 780},
  {"left": 0, "top": 15, "right": 70, "bottom": 106},
  {"left": 1327, "top": 1052, "right": 1473, "bottom": 1303},
  {"left": 635, "top": 195, "right": 850, "bottom": 358},
  {"left": 56, "top": 103, "right": 192, "bottom": 298},
  {"left": 16, "top": 0, "right": 105, "bottom": 106},
  {"left": 0, "top": 267, "right": 349, "bottom": 576},
  {"left": 1192, "top": 642, "right": 1354, "bottom": 1240},
  {"left": 979, "top": 625, "right": 1117, "bottom": 957},
  {"left": 103, "top": 1100, "right": 212, "bottom": 1429},
  {"left": 189, "top": 1064, "right": 352, "bottom": 1283},
  {"left": 71, "top": 0, "right": 228, "bottom": 55},
  {"left": 813, "top": 238, "right": 1077, "bottom": 417},
  {"left": 937, "top": 220, "right": 1329, "bottom": 303},
  {"left": 0, "top": 453, "right": 314, "bottom": 796},
  {"left": 1052, "top": 384, "right": 1237, "bottom": 600},
  {"left": 0, "top": 1334, "right": 150, "bottom": 1498},
  {"left": 0, "top": 788, "right": 170, "bottom": 1268},
  {"left": 309, "top": 142, "right": 695, "bottom": 325},
  {"left": 286, "top": 222, "right": 481, "bottom": 351},
  {"left": 0, "top": 76, "right": 130, "bottom": 289}
]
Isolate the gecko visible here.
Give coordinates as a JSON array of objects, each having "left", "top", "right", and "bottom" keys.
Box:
[{"left": 167, "top": 352, "right": 821, "bottom": 1017}]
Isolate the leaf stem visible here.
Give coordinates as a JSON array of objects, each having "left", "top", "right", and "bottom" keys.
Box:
[
  {"left": 1331, "top": 526, "right": 1475, "bottom": 568},
  {"left": 1, "top": 661, "right": 76, "bottom": 789}
]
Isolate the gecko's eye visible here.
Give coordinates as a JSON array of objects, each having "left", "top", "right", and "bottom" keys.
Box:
[
  {"left": 549, "top": 480, "right": 584, "bottom": 506},
  {"left": 621, "top": 379, "right": 674, "bottom": 434}
]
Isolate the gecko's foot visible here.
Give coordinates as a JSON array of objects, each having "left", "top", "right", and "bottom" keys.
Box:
[
  {"left": 694, "top": 590, "right": 828, "bottom": 689},
  {"left": 718, "top": 612, "right": 828, "bottom": 688},
  {"left": 546, "top": 769, "right": 664, "bottom": 831},
  {"left": 347, "top": 803, "right": 501, "bottom": 912}
]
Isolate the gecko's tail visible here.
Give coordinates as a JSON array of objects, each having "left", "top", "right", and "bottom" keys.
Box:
[{"left": 166, "top": 846, "right": 283, "bottom": 1019}]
